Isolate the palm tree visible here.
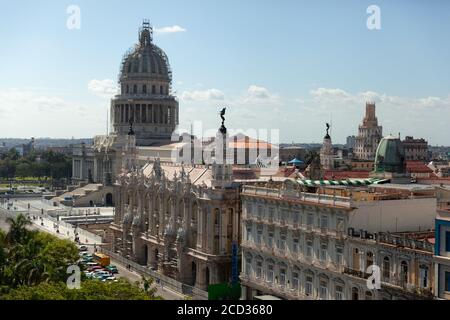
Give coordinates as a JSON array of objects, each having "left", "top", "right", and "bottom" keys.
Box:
[
  {"left": 0, "top": 230, "right": 7, "bottom": 285},
  {"left": 141, "top": 275, "right": 158, "bottom": 298},
  {"left": 5, "top": 214, "right": 32, "bottom": 245}
]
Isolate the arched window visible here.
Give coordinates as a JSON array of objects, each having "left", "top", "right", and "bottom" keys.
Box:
[
  {"left": 319, "top": 278, "right": 329, "bottom": 300},
  {"left": 365, "top": 291, "right": 373, "bottom": 300},
  {"left": 366, "top": 251, "right": 374, "bottom": 268},
  {"left": 255, "top": 257, "right": 263, "bottom": 279},
  {"left": 133, "top": 85, "right": 137, "bottom": 94},
  {"left": 351, "top": 287, "right": 359, "bottom": 300},
  {"left": 352, "top": 248, "right": 360, "bottom": 270},
  {"left": 334, "top": 281, "right": 344, "bottom": 300},
  {"left": 245, "top": 254, "right": 252, "bottom": 277},
  {"left": 419, "top": 264, "right": 429, "bottom": 288},
  {"left": 305, "top": 272, "right": 314, "bottom": 296},
  {"left": 126, "top": 85, "right": 129, "bottom": 94},
  {"left": 143, "top": 84, "right": 147, "bottom": 94},
  {"left": 266, "top": 260, "right": 274, "bottom": 283},
  {"left": 213, "top": 209, "right": 220, "bottom": 254},
  {"left": 278, "top": 263, "right": 287, "bottom": 286},
  {"left": 291, "top": 267, "right": 300, "bottom": 291},
  {"left": 383, "top": 257, "right": 390, "bottom": 279},
  {"left": 400, "top": 261, "right": 409, "bottom": 284}
]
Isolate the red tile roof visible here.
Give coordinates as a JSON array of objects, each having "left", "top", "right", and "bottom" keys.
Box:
[
  {"left": 323, "top": 171, "right": 371, "bottom": 180},
  {"left": 406, "top": 161, "right": 433, "bottom": 173}
]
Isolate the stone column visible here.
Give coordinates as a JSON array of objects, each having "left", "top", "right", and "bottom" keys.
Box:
[{"left": 197, "top": 206, "right": 203, "bottom": 250}]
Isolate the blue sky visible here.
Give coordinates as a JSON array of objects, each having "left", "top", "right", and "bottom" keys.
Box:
[{"left": 0, "top": 0, "right": 449, "bottom": 145}]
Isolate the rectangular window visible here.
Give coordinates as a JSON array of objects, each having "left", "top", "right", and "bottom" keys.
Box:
[
  {"left": 256, "top": 261, "right": 262, "bottom": 278},
  {"left": 337, "top": 217, "right": 344, "bottom": 232},
  {"left": 246, "top": 226, "right": 252, "bottom": 242},
  {"left": 305, "top": 277, "right": 313, "bottom": 296},
  {"left": 307, "top": 213, "right": 314, "bottom": 226},
  {"left": 268, "top": 232, "right": 274, "bottom": 247},
  {"left": 293, "top": 238, "right": 299, "bottom": 254},
  {"left": 267, "top": 265, "right": 274, "bottom": 283},
  {"left": 293, "top": 211, "right": 299, "bottom": 224},
  {"left": 306, "top": 240, "right": 313, "bottom": 258},
  {"left": 268, "top": 208, "right": 274, "bottom": 221},
  {"left": 446, "top": 231, "right": 450, "bottom": 252},
  {"left": 320, "top": 244, "right": 328, "bottom": 262},
  {"left": 446, "top": 272, "right": 450, "bottom": 292},
  {"left": 256, "top": 229, "right": 262, "bottom": 244},
  {"left": 246, "top": 204, "right": 252, "bottom": 216},
  {"left": 336, "top": 247, "right": 343, "bottom": 266},
  {"left": 320, "top": 216, "right": 328, "bottom": 229},
  {"left": 319, "top": 281, "right": 328, "bottom": 300},
  {"left": 335, "top": 286, "right": 343, "bottom": 300},
  {"left": 280, "top": 235, "right": 286, "bottom": 251},
  {"left": 245, "top": 258, "right": 252, "bottom": 276},
  {"left": 292, "top": 272, "right": 299, "bottom": 290},
  {"left": 258, "top": 205, "right": 264, "bottom": 220},
  {"left": 279, "top": 268, "right": 286, "bottom": 286}
]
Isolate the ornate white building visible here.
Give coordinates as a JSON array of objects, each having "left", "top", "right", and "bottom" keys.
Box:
[
  {"left": 354, "top": 102, "right": 383, "bottom": 161},
  {"left": 240, "top": 181, "right": 435, "bottom": 300},
  {"left": 110, "top": 130, "right": 242, "bottom": 291}
]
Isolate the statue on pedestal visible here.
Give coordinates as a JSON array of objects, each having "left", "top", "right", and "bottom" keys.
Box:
[{"left": 219, "top": 107, "right": 227, "bottom": 134}]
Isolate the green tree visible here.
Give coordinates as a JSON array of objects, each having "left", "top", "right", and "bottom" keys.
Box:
[
  {"left": 15, "top": 162, "right": 32, "bottom": 178},
  {"left": 0, "top": 159, "right": 16, "bottom": 179},
  {"left": 1, "top": 279, "right": 159, "bottom": 300},
  {"left": 5, "top": 214, "right": 32, "bottom": 245}
]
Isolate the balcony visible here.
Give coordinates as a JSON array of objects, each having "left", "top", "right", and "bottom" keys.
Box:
[{"left": 343, "top": 267, "right": 370, "bottom": 279}]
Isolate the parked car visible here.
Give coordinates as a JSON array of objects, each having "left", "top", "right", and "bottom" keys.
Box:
[
  {"left": 102, "top": 276, "right": 118, "bottom": 282},
  {"left": 79, "top": 245, "right": 88, "bottom": 252},
  {"left": 94, "top": 270, "right": 111, "bottom": 277},
  {"left": 105, "top": 265, "right": 119, "bottom": 274},
  {"left": 87, "top": 266, "right": 103, "bottom": 272},
  {"left": 82, "top": 255, "right": 94, "bottom": 263}
]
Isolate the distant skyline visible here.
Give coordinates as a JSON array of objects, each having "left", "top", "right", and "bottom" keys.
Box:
[{"left": 0, "top": 1, "right": 449, "bottom": 145}]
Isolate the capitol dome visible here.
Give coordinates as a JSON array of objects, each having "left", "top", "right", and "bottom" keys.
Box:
[
  {"left": 110, "top": 20, "right": 179, "bottom": 145},
  {"left": 119, "top": 22, "right": 172, "bottom": 83},
  {"left": 374, "top": 135, "right": 406, "bottom": 173}
]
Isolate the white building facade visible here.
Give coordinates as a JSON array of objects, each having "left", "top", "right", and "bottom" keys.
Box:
[{"left": 240, "top": 182, "right": 435, "bottom": 300}]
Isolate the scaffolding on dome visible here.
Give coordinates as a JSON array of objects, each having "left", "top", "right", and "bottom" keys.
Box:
[{"left": 118, "top": 20, "right": 173, "bottom": 93}]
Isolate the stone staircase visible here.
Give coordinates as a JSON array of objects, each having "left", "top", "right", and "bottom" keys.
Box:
[{"left": 52, "top": 184, "right": 104, "bottom": 205}]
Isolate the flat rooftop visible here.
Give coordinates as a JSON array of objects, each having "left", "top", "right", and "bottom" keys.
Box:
[{"left": 370, "top": 183, "right": 436, "bottom": 192}]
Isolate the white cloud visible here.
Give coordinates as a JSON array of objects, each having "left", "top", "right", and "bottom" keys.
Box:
[
  {"left": 181, "top": 89, "right": 225, "bottom": 101},
  {"left": 247, "top": 85, "right": 272, "bottom": 99},
  {"left": 154, "top": 25, "right": 186, "bottom": 35},
  {"left": 0, "top": 88, "right": 107, "bottom": 138},
  {"left": 88, "top": 79, "right": 118, "bottom": 98}
]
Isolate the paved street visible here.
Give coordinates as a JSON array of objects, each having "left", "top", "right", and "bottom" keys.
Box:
[{"left": 0, "top": 202, "right": 184, "bottom": 300}]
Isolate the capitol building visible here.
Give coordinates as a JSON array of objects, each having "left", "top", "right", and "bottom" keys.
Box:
[
  {"left": 66, "top": 21, "right": 443, "bottom": 300},
  {"left": 111, "top": 21, "right": 179, "bottom": 145}
]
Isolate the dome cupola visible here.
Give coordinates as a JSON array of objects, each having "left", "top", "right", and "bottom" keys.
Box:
[
  {"left": 119, "top": 20, "right": 172, "bottom": 85},
  {"left": 374, "top": 135, "right": 406, "bottom": 173}
]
